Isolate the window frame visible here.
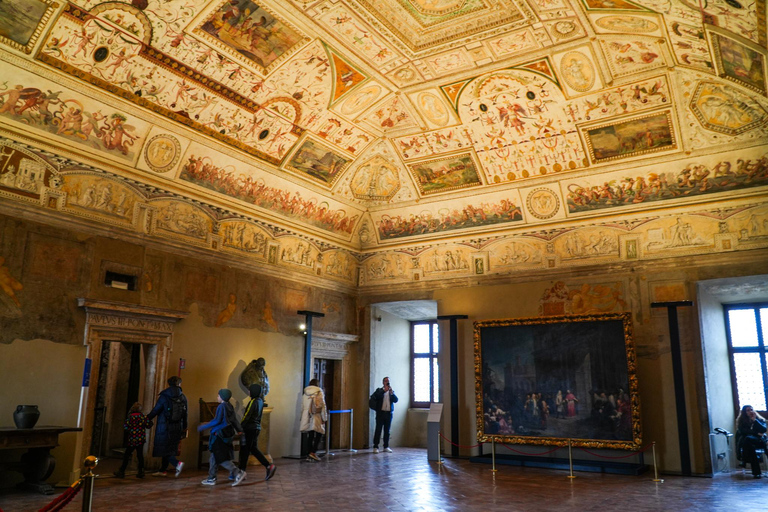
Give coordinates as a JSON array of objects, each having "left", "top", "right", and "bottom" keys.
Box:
[
  {"left": 725, "top": 302, "right": 768, "bottom": 416},
  {"left": 411, "top": 320, "right": 439, "bottom": 408}
]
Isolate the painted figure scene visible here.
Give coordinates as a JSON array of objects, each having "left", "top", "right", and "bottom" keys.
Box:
[
  {"left": 479, "top": 317, "right": 635, "bottom": 443},
  {"left": 201, "top": 0, "right": 304, "bottom": 70},
  {"left": 567, "top": 154, "right": 768, "bottom": 213}
]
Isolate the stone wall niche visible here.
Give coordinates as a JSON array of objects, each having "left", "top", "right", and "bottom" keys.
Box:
[{"left": 71, "top": 298, "right": 187, "bottom": 480}]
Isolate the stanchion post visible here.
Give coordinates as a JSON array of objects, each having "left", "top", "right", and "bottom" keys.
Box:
[
  {"left": 81, "top": 455, "right": 98, "bottom": 512},
  {"left": 349, "top": 409, "right": 356, "bottom": 452},
  {"left": 437, "top": 430, "right": 443, "bottom": 465},
  {"left": 652, "top": 441, "right": 664, "bottom": 483},
  {"left": 325, "top": 414, "right": 331, "bottom": 460},
  {"left": 567, "top": 439, "right": 576, "bottom": 479},
  {"left": 491, "top": 438, "right": 497, "bottom": 472}
]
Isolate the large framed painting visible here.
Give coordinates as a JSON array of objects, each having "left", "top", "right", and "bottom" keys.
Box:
[
  {"left": 474, "top": 312, "right": 641, "bottom": 449},
  {"left": 0, "top": 0, "right": 57, "bottom": 54},
  {"left": 712, "top": 33, "right": 766, "bottom": 94},
  {"left": 584, "top": 110, "right": 677, "bottom": 164},
  {"left": 284, "top": 136, "right": 351, "bottom": 186},
  {"left": 407, "top": 152, "right": 482, "bottom": 196}
]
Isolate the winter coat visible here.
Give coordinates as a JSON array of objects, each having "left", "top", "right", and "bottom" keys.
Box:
[
  {"left": 147, "top": 386, "right": 188, "bottom": 458},
  {"left": 123, "top": 412, "right": 151, "bottom": 447},
  {"left": 198, "top": 400, "right": 242, "bottom": 465},
  {"left": 299, "top": 385, "right": 327, "bottom": 434}
]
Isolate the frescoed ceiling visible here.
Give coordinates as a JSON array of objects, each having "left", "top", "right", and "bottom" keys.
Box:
[{"left": 0, "top": 0, "right": 767, "bottom": 252}]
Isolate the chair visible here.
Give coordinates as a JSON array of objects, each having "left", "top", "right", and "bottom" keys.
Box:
[
  {"left": 735, "top": 430, "right": 766, "bottom": 474},
  {"left": 197, "top": 399, "right": 241, "bottom": 469}
]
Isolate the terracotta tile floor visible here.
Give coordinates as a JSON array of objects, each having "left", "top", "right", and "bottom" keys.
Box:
[{"left": 2, "top": 448, "right": 768, "bottom": 511}]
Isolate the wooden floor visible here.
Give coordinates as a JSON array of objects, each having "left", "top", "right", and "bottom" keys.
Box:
[{"left": 2, "top": 448, "right": 768, "bottom": 511}]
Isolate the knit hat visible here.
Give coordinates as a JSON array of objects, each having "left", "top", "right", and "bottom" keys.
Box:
[{"left": 218, "top": 388, "right": 232, "bottom": 402}]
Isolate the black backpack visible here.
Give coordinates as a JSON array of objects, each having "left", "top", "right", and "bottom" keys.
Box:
[
  {"left": 168, "top": 395, "right": 186, "bottom": 423},
  {"left": 369, "top": 393, "right": 377, "bottom": 411}
]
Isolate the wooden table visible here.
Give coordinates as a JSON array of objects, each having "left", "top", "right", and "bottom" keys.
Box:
[{"left": 0, "top": 426, "right": 82, "bottom": 494}]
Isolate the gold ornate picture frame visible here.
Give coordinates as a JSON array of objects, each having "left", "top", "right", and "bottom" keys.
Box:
[
  {"left": 474, "top": 312, "right": 641, "bottom": 449},
  {"left": 0, "top": 0, "right": 58, "bottom": 54}
]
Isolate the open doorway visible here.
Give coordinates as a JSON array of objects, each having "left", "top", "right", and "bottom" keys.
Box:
[
  {"left": 90, "top": 342, "right": 150, "bottom": 460},
  {"left": 313, "top": 358, "right": 340, "bottom": 449}
]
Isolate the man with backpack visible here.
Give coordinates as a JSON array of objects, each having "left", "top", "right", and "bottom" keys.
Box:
[
  {"left": 147, "top": 376, "right": 188, "bottom": 477},
  {"left": 370, "top": 376, "right": 398, "bottom": 454}
]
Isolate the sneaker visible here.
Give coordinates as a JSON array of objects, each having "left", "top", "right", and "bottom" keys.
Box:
[
  {"left": 151, "top": 471, "right": 168, "bottom": 477},
  {"left": 175, "top": 462, "right": 185, "bottom": 477},
  {"left": 232, "top": 470, "right": 246, "bottom": 487},
  {"left": 265, "top": 464, "right": 277, "bottom": 481},
  {"left": 373, "top": 448, "right": 379, "bottom": 454},
  {"left": 308, "top": 452, "right": 321, "bottom": 461},
  {"left": 384, "top": 447, "right": 393, "bottom": 453},
  {"left": 201, "top": 477, "right": 217, "bottom": 486},
  {"left": 113, "top": 470, "right": 125, "bottom": 479},
  {"left": 228, "top": 473, "right": 235, "bottom": 481}
]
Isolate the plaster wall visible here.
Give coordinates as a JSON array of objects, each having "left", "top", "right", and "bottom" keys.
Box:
[{"left": 0, "top": 339, "right": 85, "bottom": 487}]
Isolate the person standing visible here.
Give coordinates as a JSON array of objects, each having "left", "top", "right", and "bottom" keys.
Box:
[
  {"left": 113, "top": 402, "right": 150, "bottom": 478},
  {"left": 238, "top": 383, "right": 276, "bottom": 480},
  {"left": 300, "top": 379, "right": 327, "bottom": 461},
  {"left": 147, "top": 376, "right": 187, "bottom": 477},
  {"left": 198, "top": 389, "right": 246, "bottom": 486},
  {"left": 371, "top": 376, "right": 398, "bottom": 454}
]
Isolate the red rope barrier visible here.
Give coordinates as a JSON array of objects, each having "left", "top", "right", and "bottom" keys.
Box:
[
  {"left": 38, "top": 480, "right": 83, "bottom": 512},
  {"left": 499, "top": 443, "right": 562, "bottom": 456},
  {"left": 437, "top": 432, "right": 482, "bottom": 449},
  {"left": 576, "top": 443, "right": 654, "bottom": 459}
]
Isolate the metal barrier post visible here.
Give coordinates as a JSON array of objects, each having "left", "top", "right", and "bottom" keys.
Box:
[
  {"left": 348, "top": 409, "right": 357, "bottom": 452},
  {"left": 325, "top": 414, "right": 332, "bottom": 459},
  {"left": 652, "top": 442, "right": 664, "bottom": 483},
  {"left": 491, "top": 438, "right": 497, "bottom": 472},
  {"left": 567, "top": 439, "right": 576, "bottom": 479},
  {"left": 81, "top": 455, "right": 98, "bottom": 512},
  {"left": 437, "top": 430, "right": 443, "bottom": 465}
]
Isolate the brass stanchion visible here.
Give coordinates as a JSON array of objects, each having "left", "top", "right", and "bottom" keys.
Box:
[
  {"left": 491, "top": 438, "right": 497, "bottom": 472},
  {"left": 652, "top": 441, "right": 664, "bottom": 483},
  {"left": 81, "top": 455, "right": 99, "bottom": 512},
  {"left": 567, "top": 439, "right": 576, "bottom": 479},
  {"left": 436, "top": 430, "right": 443, "bottom": 465}
]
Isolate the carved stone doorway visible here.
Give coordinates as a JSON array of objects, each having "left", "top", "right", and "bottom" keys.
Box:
[
  {"left": 72, "top": 299, "right": 187, "bottom": 477},
  {"left": 311, "top": 331, "right": 358, "bottom": 451}
]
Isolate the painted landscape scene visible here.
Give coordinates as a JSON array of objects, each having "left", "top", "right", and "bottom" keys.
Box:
[
  {"left": 0, "top": 0, "right": 48, "bottom": 46},
  {"left": 410, "top": 154, "right": 481, "bottom": 194},
  {"left": 587, "top": 112, "right": 674, "bottom": 163}
]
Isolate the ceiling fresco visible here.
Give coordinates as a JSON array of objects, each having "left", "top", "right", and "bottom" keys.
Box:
[{"left": 0, "top": 0, "right": 766, "bottom": 254}]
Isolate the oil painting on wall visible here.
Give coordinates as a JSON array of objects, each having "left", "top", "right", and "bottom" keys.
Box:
[
  {"left": 0, "top": 0, "right": 55, "bottom": 53},
  {"left": 475, "top": 313, "right": 641, "bottom": 449},
  {"left": 585, "top": 111, "right": 676, "bottom": 164},
  {"left": 408, "top": 153, "right": 482, "bottom": 195},
  {"left": 199, "top": 0, "right": 306, "bottom": 73}
]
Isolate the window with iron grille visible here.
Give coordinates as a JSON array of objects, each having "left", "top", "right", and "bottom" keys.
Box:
[{"left": 726, "top": 304, "right": 768, "bottom": 413}]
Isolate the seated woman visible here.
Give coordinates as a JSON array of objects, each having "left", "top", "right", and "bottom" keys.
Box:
[{"left": 736, "top": 404, "right": 768, "bottom": 478}]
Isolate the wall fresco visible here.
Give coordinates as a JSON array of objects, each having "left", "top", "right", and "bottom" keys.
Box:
[
  {"left": 598, "top": 37, "right": 667, "bottom": 79},
  {"left": 0, "top": 63, "right": 150, "bottom": 163},
  {"left": 712, "top": 33, "right": 766, "bottom": 94},
  {"left": 564, "top": 150, "right": 768, "bottom": 214},
  {"left": 60, "top": 174, "right": 140, "bottom": 225},
  {"left": 349, "top": 155, "right": 400, "bottom": 200},
  {"left": 689, "top": 81, "right": 767, "bottom": 135},
  {"left": 179, "top": 150, "right": 361, "bottom": 236},
  {"left": 284, "top": 136, "right": 352, "bottom": 186}
]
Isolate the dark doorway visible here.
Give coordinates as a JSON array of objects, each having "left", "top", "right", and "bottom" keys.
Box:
[
  {"left": 90, "top": 342, "right": 147, "bottom": 460},
  {"left": 314, "top": 358, "right": 342, "bottom": 450}
]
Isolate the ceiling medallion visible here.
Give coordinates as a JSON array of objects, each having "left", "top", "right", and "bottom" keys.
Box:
[
  {"left": 144, "top": 134, "right": 181, "bottom": 173},
  {"left": 526, "top": 188, "right": 560, "bottom": 220}
]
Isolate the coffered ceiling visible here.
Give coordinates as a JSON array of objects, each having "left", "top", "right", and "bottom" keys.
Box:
[{"left": 0, "top": 0, "right": 767, "bottom": 251}]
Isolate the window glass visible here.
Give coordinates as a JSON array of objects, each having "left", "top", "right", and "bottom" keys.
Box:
[
  {"left": 432, "top": 323, "right": 440, "bottom": 353},
  {"left": 432, "top": 358, "right": 440, "bottom": 402},
  {"left": 414, "top": 358, "right": 430, "bottom": 402},
  {"left": 729, "top": 309, "right": 759, "bottom": 347},
  {"left": 734, "top": 352, "right": 767, "bottom": 410},
  {"left": 414, "top": 324, "right": 431, "bottom": 353}
]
